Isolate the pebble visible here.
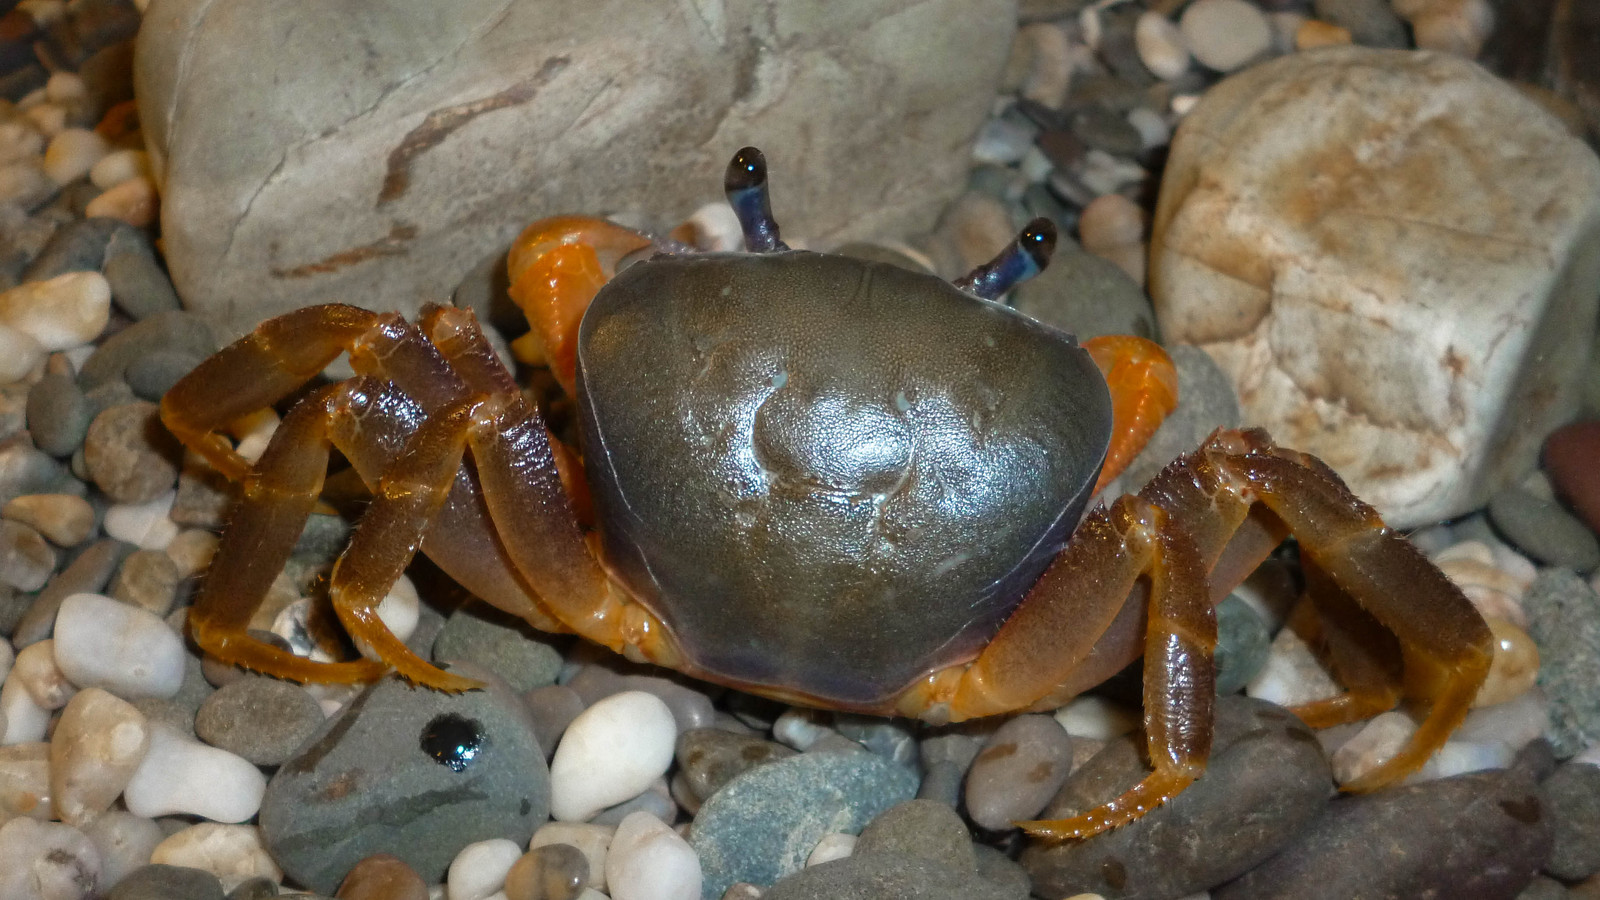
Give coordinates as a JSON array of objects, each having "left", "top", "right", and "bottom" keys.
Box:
[
  {"left": 971, "top": 115, "right": 1038, "bottom": 167},
  {"left": 1311, "top": 0, "right": 1409, "bottom": 46},
  {"left": 14, "top": 639, "right": 73, "bottom": 710},
  {"left": 1490, "top": 485, "right": 1600, "bottom": 573},
  {"left": 529, "top": 823, "right": 613, "bottom": 893},
  {"left": 433, "top": 606, "right": 564, "bottom": 693},
  {"left": 335, "top": 854, "right": 429, "bottom": 900},
  {"left": 1179, "top": 0, "right": 1273, "bottom": 72},
  {"left": 87, "top": 147, "right": 147, "bottom": 189},
  {"left": 1023, "top": 696, "right": 1333, "bottom": 899},
  {"left": 259, "top": 666, "right": 549, "bottom": 893},
  {"left": 805, "top": 832, "right": 856, "bottom": 866},
  {"left": 102, "top": 489, "right": 178, "bottom": 550},
  {"left": 550, "top": 691, "right": 676, "bottom": 822},
  {"left": 11, "top": 538, "right": 128, "bottom": 650},
  {"left": 3, "top": 492, "right": 93, "bottom": 545},
  {"left": 0, "top": 270, "right": 109, "bottom": 352},
  {"left": 0, "top": 441, "right": 70, "bottom": 510},
  {"left": 194, "top": 676, "right": 323, "bottom": 766},
  {"left": 504, "top": 843, "right": 588, "bottom": 900},
  {"left": 772, "top": 707, "right": 834, "bottom": 752},
  {"left": 1213, "top": 593, "right": 1272, "bottom": 693},
  {"left": 108, "top": 548, "right": 180, "bottom": 615},
  {"left": 83, "top": 811, "right": 164, "bottom": 891},
  {"left": 854, "top": 799, "right": 977, "bottom": 874},
  {"left": 1134, "top": 11, "right": 1190, "bottom": 80},
  {"left": 447, "top": 837, "right": 522, "bottom": 900},
  {"left": 589, "top": 776, "right": 676, "bottom": 828},
  {"left": 0, "top": 323, "right": 44, "bottom": 383},
  {"left": 1295, "top": 18, "right": 1353, "bottom": 48},
  {"left": 151, "top": 823, "right": 281, "bottom": 893},
  {"left": 0, "top": 671, "right": 51, "bottom": 743},
  {"left": 963, "top": 714, "right": 1074, "bottom": 831},
  {"left": 125, "top": 350, "right": 203, "bottom": 401},
  {"left": 1395, "top": 0, "right": 1493, "bottom": 57},
  {"left": 1016, "top": 22, "right": 1073, "bottom": 110},
  {"left": 832, "top": 714, "right": 917, "bottom": 769},
  {"left": 1212, "top": 768, "right": 1552, "bottom": 898},
  {"left": 53, "top": 591, "right": 186, "bottom": 699},
  {"left": 78, "top": 310, "right": 216, "bottom": 390},
  {"left": 104, "top": 863, "right": 226, "bottom": 900},
  {"left": 83, "top": 400, "right": 182, "bottom": 504},
  {"left": 675, "top": 727, "right": 796, "bottom": 805},
  {"left": 0, "top": 519, "right": 55, "bottom": 590},
  {"left": 26, "top": 372, "right": 92, "bottom": 456},
  {"left": 123, "top": 724, "right": 266, "bottom": 823},
  {"left": 522, "top": 683, "right": 585, "bottom": 760},
  {"left": 50, "top": 686, "right": 147, "bottom": 825},
  {"left": 1330, "top": 710, "right": 1414, "bottom": 786},
  {"left": 1245, "top": 624, "right": 1341, "bottom": 708},
  {"left": 690, "top": 749, "right": 919, "bottom": 898},
  {"left": 101, "top": 225, "right": 179, "bottom": 320},
  {"left": 1540, "top": 760, "right": 1600, "bottom": 881},
  {"left": 763, "top": 854, "right": 1015, "bottom": 900},
  {"left": 605, "top": 811, "right": 700, "bottom": 900},
  {"left": 1546, "top": 421, "right": 1600, "bottom": 534},
  {"left": 0, "top": 741, "right": 51, "bottom": 820},
  {"left": 40, "top": 125, "right": 106, "bottom": 183},
  {"left": 84, "top": 173, "right": 154, "bottom": 226},
  {"left": 1052, "top": 695, "right": 1140, "bottom": 740},
  {"left": 165, "top": 527, "right": 218, "bottom": 579},
  {"left": 1474, "top": 617, "right": 1540, "bottom": 707},
  {"left": 1523, "top": 569, "right": 1600, "bottom": 757},
  {"left": 0, "top": 816, "right": 102, "bottom": 899},
  {"left": 1012, "top": 238, "right": 1157, "bottom": 342}
]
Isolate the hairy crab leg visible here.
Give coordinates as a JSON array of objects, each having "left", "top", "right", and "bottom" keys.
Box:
[
  {"left": 1284, "top": 559, "right": 1405, "bottom": 727},
  {"left": 506, "top": 216, "right": 654, "bottom": 395},
  {"left": 1083, "top": 334, "right": 1179, "bottom": 495},
  {"left": 898, "top": 494, "right": 1217, "bottom": 840}
]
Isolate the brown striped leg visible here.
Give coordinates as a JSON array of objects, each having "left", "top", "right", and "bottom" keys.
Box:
[
  {"left": 161, "top": 305, "right": 379, "bottom": 480},
  {"left": 898, "top": 495, "right": 1217, "bottom": 840},
  {"left": 188, "top": 383, "right": 387, "bottom": 683},
  {"left": 1286, "top": 559, "right": 1404, "bottom": 728}
]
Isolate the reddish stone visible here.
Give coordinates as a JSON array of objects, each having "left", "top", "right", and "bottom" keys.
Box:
[
  {"left": 1544, "top": 421, "right": 1600, "bottom": 534},
  {"left": 335, "top": 853, "right": 428, "bottom": 900}
]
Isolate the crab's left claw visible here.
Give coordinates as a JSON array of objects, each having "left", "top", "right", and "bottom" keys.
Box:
[{"left": 507, "top": 216, "right": 654, "bottom": 396}]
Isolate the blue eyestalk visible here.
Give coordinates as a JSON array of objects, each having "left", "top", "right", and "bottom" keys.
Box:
[
  {"left": 725, "top": 147, "right": 790, "bottom": 253},
  {"left": 953, "top": 218, "right": 1057, "bottom": 301}
]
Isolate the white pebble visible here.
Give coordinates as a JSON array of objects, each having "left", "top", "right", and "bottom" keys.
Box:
[
  {"left": 1135, "top": 12, "right": 1190, "bottom": 80},
  {"left": 972, "top": 116, "right": 1037, "bottom": 167},
  {"left": 1398, "top": 0, "right": 1493, "bottom": 57},
  {"left": 1330, "top": 710, "right": 1415, "bottom": 786},
  {"left": 1053, "top": 695, "right": 1139, "bottom": 740},
  {"left": 0, "top": 120, "right": 45, "bottom": 166},
  {"left": 677, "top": 202, "right": 744, "bottom": 252},
  {"left": 550, "top": 691, "right": 677, "bottom": 822},
  {"left": 806, "top": 832, "right": 856, "bottom": 866},
  {"left": 529, "top": 822, "right": 613, "bottom": 891},
  {"left": 0, "top": 817, "right": 101, "bottom": 900},
  {"left": 165, "top": 529, "right": 219, "bottom": 579},
  {"left": 23, "top": 103, "right": 67, "bottom": 139},
  {"left": 773, "top": 707, "right": 835, "bottom": 751},
  {"left": 13, "top": 640, "right": 75, "bottom": 710},
  {"left": 376, "top": 573, "right": 420, "bottom": 644},
  {"left": 3, "top": 494, "right": 96, "bottom": 547},
  {"left": 1076, "top": 149, "right": 1147, "bottom": 197},
  {"left": 1410, "top": 739, "right": 1514, "bottom": 783},
  {"left": 0, "top": 674, "right": 50, "bottom": 745},
  {"left": 1454, "top": 686, "right": 1548, "bottom": 750},
  {"left": 1017, "top": 22, "right": 1073, "bottom": 110},
  {"left": 151, "top": 823, "right": 281, "bottom": 892},
  {"left": 53, "top": 593, "right": 187, "bottom": 700},
  {"left": 1246, "top": 627, "right": 1341, "bottom": 708},
  {"left": 605, "top": 811, "right": 700, "bottom": 900},
  {"left": 50, "top": 688, "right": 149, "bottom": 826},
  {"left": 85, "top": 176, "right": 158, "bottom": 229},
  {"left": 83, "top": 811, "right": 164, "bottom": 890},
  {"left": 447, "top": 837, "right": 523, "bottom": 900},
  {"left": 0, "top": 742, "right": 51, "bottom": 821},
  {"left": 102, "top": 491, "right": 179, "bottom": 551},
  {"left": 43, "top": 72, "right": 85, "bottom": 106},
  {"left": 88, "top": 149, "right": 150, "bottom": 190},
  {"left": 1079, "top": 194, "right": 1147, "bottom": 252},
  {"left": 41, "top": 128, "right": 109, "bottom": 185},
  {"left": 1126, "top": 107, "right": 1171, "bottom": 152},
  {"left": 0, "top": 322, "right": 45, "bottom": 385},
  {"left": 123, "top": 725, "right": 267, "bottom": 823},
  {"left": 1179, "top": 0, "right": 1273, "bottom": 72}
]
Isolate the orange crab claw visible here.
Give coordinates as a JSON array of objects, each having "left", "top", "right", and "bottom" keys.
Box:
[
  {"left": 1084, "top": 334, "right": 1180, "bottom": 495},
  {"left": 506, "top": 216, "right": 654, "bottom": 396}
]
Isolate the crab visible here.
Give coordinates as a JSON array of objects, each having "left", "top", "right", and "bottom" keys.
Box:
[{"left": 160, "top": 147, "right": 1493, "bottom": 840}]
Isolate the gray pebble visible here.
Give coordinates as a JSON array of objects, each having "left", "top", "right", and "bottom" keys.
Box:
[
  {"left": 676, "top": 727, "right": 797, "bottom": 803},
  {"left": 1519, "top": 875, "right": 1573, "bottom": 900},
  {"left": 170, "top": 453, "right": 234, "bottom": 529},
  {"left": 1490, "top": 487, "right": 1600, "bottom": 573},
  {"left": 972, "top": 844, "right": 1032, "bottom": 900},
  {"left": 1540, "top": 761, "right": 1600, "bottom": 881},
  {"left": 589, "top": 778, "right": 676, "bottom": 827},
  {"left": 0, "top": 584, "right": 27, "bottom": 637},
  {"left": 1121, "top": 344, "right": 1243, "bottom": 491},
  {"left": 103, "top": 225, "right": 180, "bottom": 320},
  {"left": 0, "top": 439, "right": 74, "bottom": 506},
  {"left": 125, "top": 351, "right": 204, "bottom": 403},
  {"left": 963, "top": 714, "right": 1074, "bottom": 831},
  {"left": 130, "top": 696, "right": 196, "bottom": 739},
  {"left": 0, "top": 519, "right": 56, "bottom": 591},
  {"left": 916, "top": 760, "right": 965, "bottom": 808},
  {"left": 691, "top": 749, "right": 920, "bottom": 898},
  {"left": 104, "top": 863, "right": 226, "bottom": 900},
  {"left": 225, "top": 876, "right": 281, "bottom": 899},
  {"left": 1213, "top": 768, "right": 1552, "bottom": 900},
  {"left": 78, "top": 310, "right": 217, "bottom": 390},
  {"left": 83, "top": 401, "right": 182, "bottom": 503},
  {"left": 763, "top": 854, "right": 1015, "bottom": 900},
  {"left": 1523, "top": 569, "right": 1600, "bottom": 757},
  {"left": 18, "top": 216, "right": 118, "bottom": 282},
  {"left": 1070, "top": 104, "right": 1145, "bottom": 156},
  {"left": 1012, "top": 238, "right": 1157, "bottom": 342},
  {"left": 565, "top": 667, "right": 717, "bottom": 735},
  {"left": 26, "top": 372, "right": 92, "bottom": 457},
  {"left": 855, "top": 798, "right": 978, "bottom": 874},
  {"left": 919, "top": 730, "right": 987, "bottom": 772},
  {"left": 9, "top": 537, "right": 129, "bottom": 647},
  {"left": 195, "top": 675, "right": 325, "bottom": 766},
  {"left": 290, "top": 513, "right": 352, "bottom": 567},
  {"left": 108, "top": 549, "right": 180, "bottom": 616},
  {"left": 1022, "top": 695, "right": 1332, "bottom": 899},
  {"left": 1311, "top": 0, "right": 1408, "bottom": 47},
  {"left": 1214, "top": 592, "right": 1272, "bottom": 694},
  {"left": 834, "top": 714, "right": 918, "bottom": 769},
  {"left": 433, "top": 605, "right": 564, "bottom": 693}
]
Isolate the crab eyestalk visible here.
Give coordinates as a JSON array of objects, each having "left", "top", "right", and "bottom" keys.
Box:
[
  {"left": 725, "top": 146, "right": 790, "bottom": 253},
  {"left": 953, "top": 218, "right": 1058, "bottom": 301}
]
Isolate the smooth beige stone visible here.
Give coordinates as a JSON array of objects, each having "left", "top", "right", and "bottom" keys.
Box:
[
  {"left": 50, "top": 688, "right": 150, "bottom": 826},
  {"left": 0, "top": 743, "right": 51, "bottom": 825},
  {"left": 151, "top": 822, "right": 283, "bottom": 892},
  {"left": 2, "top": 494, "right": 95, "bottom": 547}
]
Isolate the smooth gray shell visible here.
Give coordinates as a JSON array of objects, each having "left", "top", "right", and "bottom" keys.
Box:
[{"left": 575, "top": 250, "right": 1112, "bottom": 705}]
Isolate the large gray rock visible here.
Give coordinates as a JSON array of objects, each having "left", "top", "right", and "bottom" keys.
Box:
[
  {"left": 1150, "top": 47, "right": 1600, "bottom": 528},
  {"left": 135, "top": 0, "right": 1015, "bottom": 338}
]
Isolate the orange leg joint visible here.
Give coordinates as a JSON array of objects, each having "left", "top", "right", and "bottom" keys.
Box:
[
  {"left": 1084, "top": 334, "right": 1179, "bottom": 495},
  {"left": 506, "top": 216, "right": 653, "bottom": 395}
]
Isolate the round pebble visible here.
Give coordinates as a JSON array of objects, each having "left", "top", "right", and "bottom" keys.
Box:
[
  {"left": 3, "top": 492, "right": 94, "bottom": 545},
  {"left": 0, "top": 270, "right": 110, "bottom": 351},
  {"left": 123, "top": 724, "right": 267, "bottom": 823},
  {"left": 0, "top": 674, "right": 51, "bottom": 743},
  {"left": 0, "top": 741, "right": 52, "bottom": 821},
  {"left": 675, "top": 727, "right": 797, "bottom": 804},
  {"left": 1545, "top": 421, "right": 1600, "bottom": 534},
  {"left": 150, "top": 823, "right": 281, "bottom": 893},
  {"left": 54, "top": 591, "right": 186, "bottom": 699},
  {"left": 1522, "top": 569, "right": 1600, "bottom": 756},
  {"left": 1296, "top": 18, "right": 1353, "bottom": 48},
  {"left": 1489, "top": 485, "right": 1600, "bottom": 572},
  {"left": 84, "top": 174, "right": 155, "bottom": 227},
  {"left": 1052, "top": 695, "right": 1139, "bottom": 740},
  {"left": 1134, "top": 11, "right": 1190, "bottom": 80},
  {"left": 854, "top": 798, "right": 977, "bottom": 873},
  {"left": 0, "top": 519, "right": 56, "bottom": 591},
  {"left": 109, "top": 549, "right": 181, "bottom": 616},
  {"left": 504, "top": 842, "right": 588, "bottom": 900},
  {"left": 963, "top": 714, "right": 1074, "bottom": 831},
  {"left": 1180, "top": 0, "right": 1273, "bottom": 72},
  {"left": 0, "top": 816, "right": 102, "bottom": 900},
  {"left": 195, "top": 676, "right": 324, "bottom": 766},
  {"left": 105, "top": 863, "right": 226, "bottom": 900},
  {"left": 40, "top": 126, "right": 108, "bottom": 184},
  {"left": 447, "top": 837, "right": 523, "bottom": 900},
  {"left": 26, "top": 372, "right": 93, "bottom": 457},
  {"left": 1474, "top": 617, "right": 1540, "bottom": 708},
  {"left": 1246, "top": 624, "right": 1341, "bottom": 708},
  {"left": 1016, "top": 22, "right": 1073, "bottom": 110},
  {"left": 1539, "top": 760, "right": 1600, "bottom": 881},
  {"left": 1311, "top": 0, "right": 1409, "bottom": 47},
  {"left": 433, "top": 605, "right": 563, "bottom": 693},
  {"left": 550, "top": 690, "right": 677, "bottom": 822},
  {"left": 805, "top": 833, "right": 856, "bottom": 867},
  {"left": 88, "top": 147, "right": 149, "bottom": 190},
  {"left": 335, "top": 853, "right": 429, "bottom": 900},
  {"left": 83, "top": 811, "right": 165, "bottom": 891},
  {"left": 605, "top": 811, "right": 700, "bottom": 900},
  {"left": 102, "top": 490, "right": 179, "bottom": 550},
  {"left": 1214, "top": 593, "right": 1272, "bottom": 693},
  {"left": 83, "top": 401, "right": 182, "bottom": 504},
  {"left": 530, "top": 823, "right": 613, "bottom": 893},
  {"left": 14, "top": 639, "right": 75, "bottom": 709}
]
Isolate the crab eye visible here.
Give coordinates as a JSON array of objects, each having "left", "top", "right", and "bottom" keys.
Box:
[{"left": 420, "top": 712, "right": 486, "bottom": 772}]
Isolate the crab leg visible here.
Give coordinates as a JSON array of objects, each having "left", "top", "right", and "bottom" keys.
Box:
[
  {"left": 1083, "top": 334, "right": 1179, "bottom": 495},
  {"left": 1285, "top": 559, "right": 1405, "bottom": 727}
]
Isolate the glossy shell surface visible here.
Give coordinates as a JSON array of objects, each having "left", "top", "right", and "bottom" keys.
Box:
[{"left": 576, "top": 250, "right": 1113, "bottom": 705}]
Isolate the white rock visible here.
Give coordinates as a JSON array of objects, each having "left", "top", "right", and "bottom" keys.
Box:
[
  {"left": 0, "top": 817, "right": 101, "bottom": 900},
  {"left": 1245, "top": 627, "right": 1341, "bottom": 709},
  {"left": 1453, "top": 686, "right": 1548, "bottom": 750},
  {"left": 375, "top": 573, "right": 420, "bottom": 644},
  {"left": 604, "top": 811, "right": 700, "bottom": 900},
  {"left": 0, "top": 742, "right": 51, "bottom": 822},
  {"left": 447, "top": 837, "right": 523, "bottom": 900},
  {"left": 43, "top": 72, "right": 85, "bottom": 105},
  {"left": 1126, "top": 107, "right": 1172, "bottom": 152},
  {"left": 1135, "top": 12, "right": 1190, "bottom": 80},
  {"left": 50, "top": 688, "right": 149, "bottom": 826},
  {"left": 22, "top": 104, "right": 66, "bottom": 140},
  {"left": 101, "top": 491, "right": 179, "bottom": 551},
  {"left": 84, "top": 176, "right": 157, "bottom": 228},
  {"left": 83, "top": 812, "right": 164, "bottom": 891},
  {"left": 1053, "top": 695, "right": 1139, "bottom": 740},
  {"left": 0, "top": 675, "right": 49, "bottom": 745},
  {"left": 1330, "top": 710, "right": 1415, "bottom": 786},
  {"left": 150, "top": 823, "right": 281, "bottom": 892},
  {"left": 1409, "top": 739, "right": 1514, "bottom": 783},
  {"left": 123, "top": 725, "right": 267, "bottom": 823},
  {"left": 13, "top": 641, "right": 75, "bottom": 710},
  {"left": 529, "top": 822, "right": 613, "bottom": 891},
  {"left": 53, "top": 593, "right": 186, "bottom": 700},
  {"left": 1149, "top": 48, "right": 1600, "bottom": 527},
  {"left": 677, "top": 202, "right": 744, "bottom": 253},
  {"left": 40, "top": 128, "right": 109, "bottom": 185},
  {"left": 1179, "top": 0, "right": 1273, "bottom": 72},
  {"left": 0, "top": 322, "right": 45, "bottom": 385},
  {"left": 88, "top": 149, "right": 151, "bottom": 191},
  {"left": 550, "top": 691, "right": 677, "bottom": 822},
  {"left": 773, "top": 707, "right": 835, "bottom": 751},
  {"left": 806, "top": 832, "right": 857, "bottom": 866},
  {"left": 0, "top": 120, "right": 45, "bottom": 166}
]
